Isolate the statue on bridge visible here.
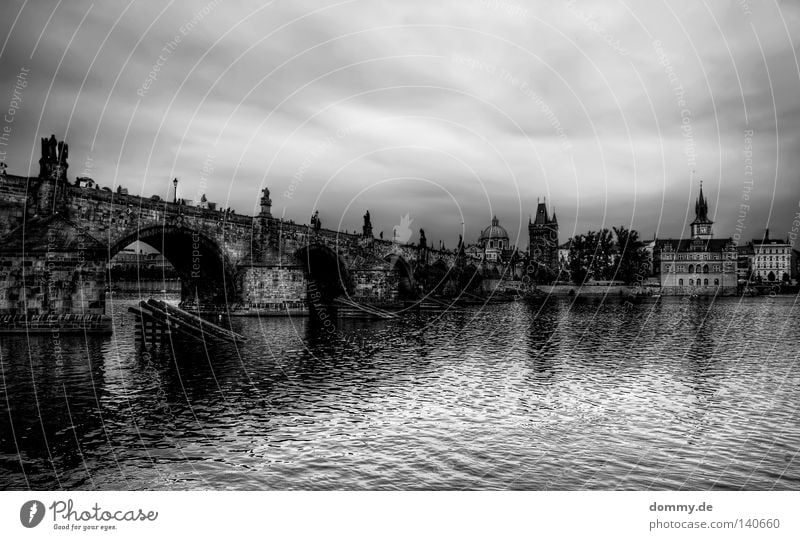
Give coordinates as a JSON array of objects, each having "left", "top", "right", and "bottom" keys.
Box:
[
  {"left": 418, "top": 228, "right": 428, "bottom": 265},
  {"left": 362, "top": 210, "right": 373, "bottom": 238},
  {"left": 39, "top": 134, "right": 69, "bottom": 181},
  {"left": 310, "top": 210, "right": 321, "bottom": 231},
  {"left": 259, "top": 188, "right": 272, "bottom": 217},
  {"left": 41, "top": 134, "right": 68, "bottom": 164}
]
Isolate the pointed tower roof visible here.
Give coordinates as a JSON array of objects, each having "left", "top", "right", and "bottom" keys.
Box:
[{"left": 690, "top": 181, "right": 713, "bottom": 225}]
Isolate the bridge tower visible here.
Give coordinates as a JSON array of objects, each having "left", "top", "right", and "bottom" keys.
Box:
[{"left": 529, "top": 198, "right": 559, "bottom": 272}]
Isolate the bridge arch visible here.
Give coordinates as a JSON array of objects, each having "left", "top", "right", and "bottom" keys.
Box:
[
  {"left": 384, "top": 253, "right": 416, "bottom": 299},
  {"left": 294, "top": 244, "right": 352, "bottom": 307},
  {"left": 109, "top": 224, "right": 236, "bottom": 305}
]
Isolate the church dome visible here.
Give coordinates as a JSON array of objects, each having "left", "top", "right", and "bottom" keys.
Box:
[{"left": 479, "top": 216, "right": 509, "bottom": 242}]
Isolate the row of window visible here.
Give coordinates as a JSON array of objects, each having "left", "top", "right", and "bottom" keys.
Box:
[
  {"left": 665, "top": 264, "right": 721, "bottom": 273},
  {"left": 252, "top": 273, "right": 303, "bottom": 283},
  {"left": 670, "top": 253, "right": 722, "bottom": 261},
  {"left": 247, "top": 302, "right": 307, "bottom": 310},
  {"left": 754, "top": 256, "right": 789, "bottom": 262},
  {"left": 754, "top": 262, "right": 789, "bottom": 269},
  {"left": 754, "top": 271, "right": 791, "bottom": 281},
  {"left": 677, "top": 278, "right": 719, "bottom": 286}
]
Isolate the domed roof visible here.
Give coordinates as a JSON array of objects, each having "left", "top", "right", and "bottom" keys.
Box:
[{"left": 480, "top": 216, "right": 509, "bottom": 241}]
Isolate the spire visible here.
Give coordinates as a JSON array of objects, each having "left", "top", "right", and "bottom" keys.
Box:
[
  {"left": 492, "top": 215, "right": 499, "bottom": 226},
  {"left": 694, "top": 180, "right": 710, "bottom": 223},
  {"left": 690, "top": 180, "right": 713, "bottom": 238}
]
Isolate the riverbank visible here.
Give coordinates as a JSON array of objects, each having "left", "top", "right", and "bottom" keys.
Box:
[
  {"left": 0, "top": 314, "right": 112, "bottom": 334},
  {"left": 530, "top": 282, "right": 799, "bottom": 297},
  {"left": 108, "top": 279, "right": 181, "bottom": 294},
  {"left": 531, "top": 284, "right": 657, "bottom": 297}
]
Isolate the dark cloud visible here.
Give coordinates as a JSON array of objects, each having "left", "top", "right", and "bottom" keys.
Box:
[{"left": 1, "top": 0, "right": 799, "bottom": 247}]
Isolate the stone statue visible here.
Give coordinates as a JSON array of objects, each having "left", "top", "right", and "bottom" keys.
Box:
[
  {"left": 48, "top": 134, "right": 57, "bottom": 159},
  {"left": 362, "top": 210, "right": 373, "bottom": 238},
  {"left": 39, "top": 134, "right": 69, "bottom": 181}
]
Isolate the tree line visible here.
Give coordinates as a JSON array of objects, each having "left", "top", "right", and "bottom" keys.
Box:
[{"left": 529, "top": 225, "right": 649, "bottom": 285}]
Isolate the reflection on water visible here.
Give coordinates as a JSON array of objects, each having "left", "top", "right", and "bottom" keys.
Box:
[{"left": 1, "top": 296, "right": 799, "bottom": 490}]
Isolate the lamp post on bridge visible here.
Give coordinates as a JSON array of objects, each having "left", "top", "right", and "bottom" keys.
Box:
[{"left": 173, "top": 177, "right": 178, "bottom": 204}]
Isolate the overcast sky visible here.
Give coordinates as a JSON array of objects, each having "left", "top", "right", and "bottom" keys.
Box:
[{"left": 1, "top": 0, "right": 799, "bottom": 249}]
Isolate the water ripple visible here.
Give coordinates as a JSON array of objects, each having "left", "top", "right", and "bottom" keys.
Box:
[{"left": 1, "top": 296, "right": 798, "bottom": 490}]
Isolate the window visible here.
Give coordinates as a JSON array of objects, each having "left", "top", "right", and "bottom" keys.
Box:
[
  {"left": 714, "top": 279, "right": 719, "bottom": 285},
  {"left": 703, "top": 264, "right": 709, "bottom": 273},
  {"left": 679, "top": 278, "right": 684, "bottom": 286},
  {"left": 689, "top": 279, "right": 694, "bottom": 285},
  {"left": 688, "top": 264, "right": 694, "bottom": 273},
  {"left": 703, "top": 279, "right": 708, "bottom": 286}
]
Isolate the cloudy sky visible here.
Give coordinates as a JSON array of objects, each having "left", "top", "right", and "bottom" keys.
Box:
[{"left": 1, "top": 0, "right": 799, "bottom": 249}]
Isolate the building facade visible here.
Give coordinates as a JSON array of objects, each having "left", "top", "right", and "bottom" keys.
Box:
[
  {"left": 749, "top": 230, "right": 791, "bottom": 283},
  {"left": 656, "top": 185, "right": 738, "bottom": 295}
]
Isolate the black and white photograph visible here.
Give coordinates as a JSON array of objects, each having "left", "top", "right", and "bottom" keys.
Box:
[{"left": 0, "top": 0, "right": 798, "bottom": 537}]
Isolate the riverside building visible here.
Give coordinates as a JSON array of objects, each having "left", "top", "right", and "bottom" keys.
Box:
[{"left": 655, "top": 184, "right": 738, "bottom": 295}]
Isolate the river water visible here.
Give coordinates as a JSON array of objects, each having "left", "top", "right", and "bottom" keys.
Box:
[{"left": 1, "top": 295, "right": 798, "bottom": 490}]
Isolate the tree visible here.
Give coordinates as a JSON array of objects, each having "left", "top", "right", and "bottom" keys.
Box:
[
  {"left": 568, "top": 232, "right": 593, "bottom": 285},
  {"left": 594, "top": 228, "right": 615, "bottom": 280},
  {"left": 612, "top": 225, "right": 646, "bottom": 284}
]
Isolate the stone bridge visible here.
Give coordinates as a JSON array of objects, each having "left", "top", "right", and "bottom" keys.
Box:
[{"left": 0, "top": 135, "right": 462, "bottom": 316}]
